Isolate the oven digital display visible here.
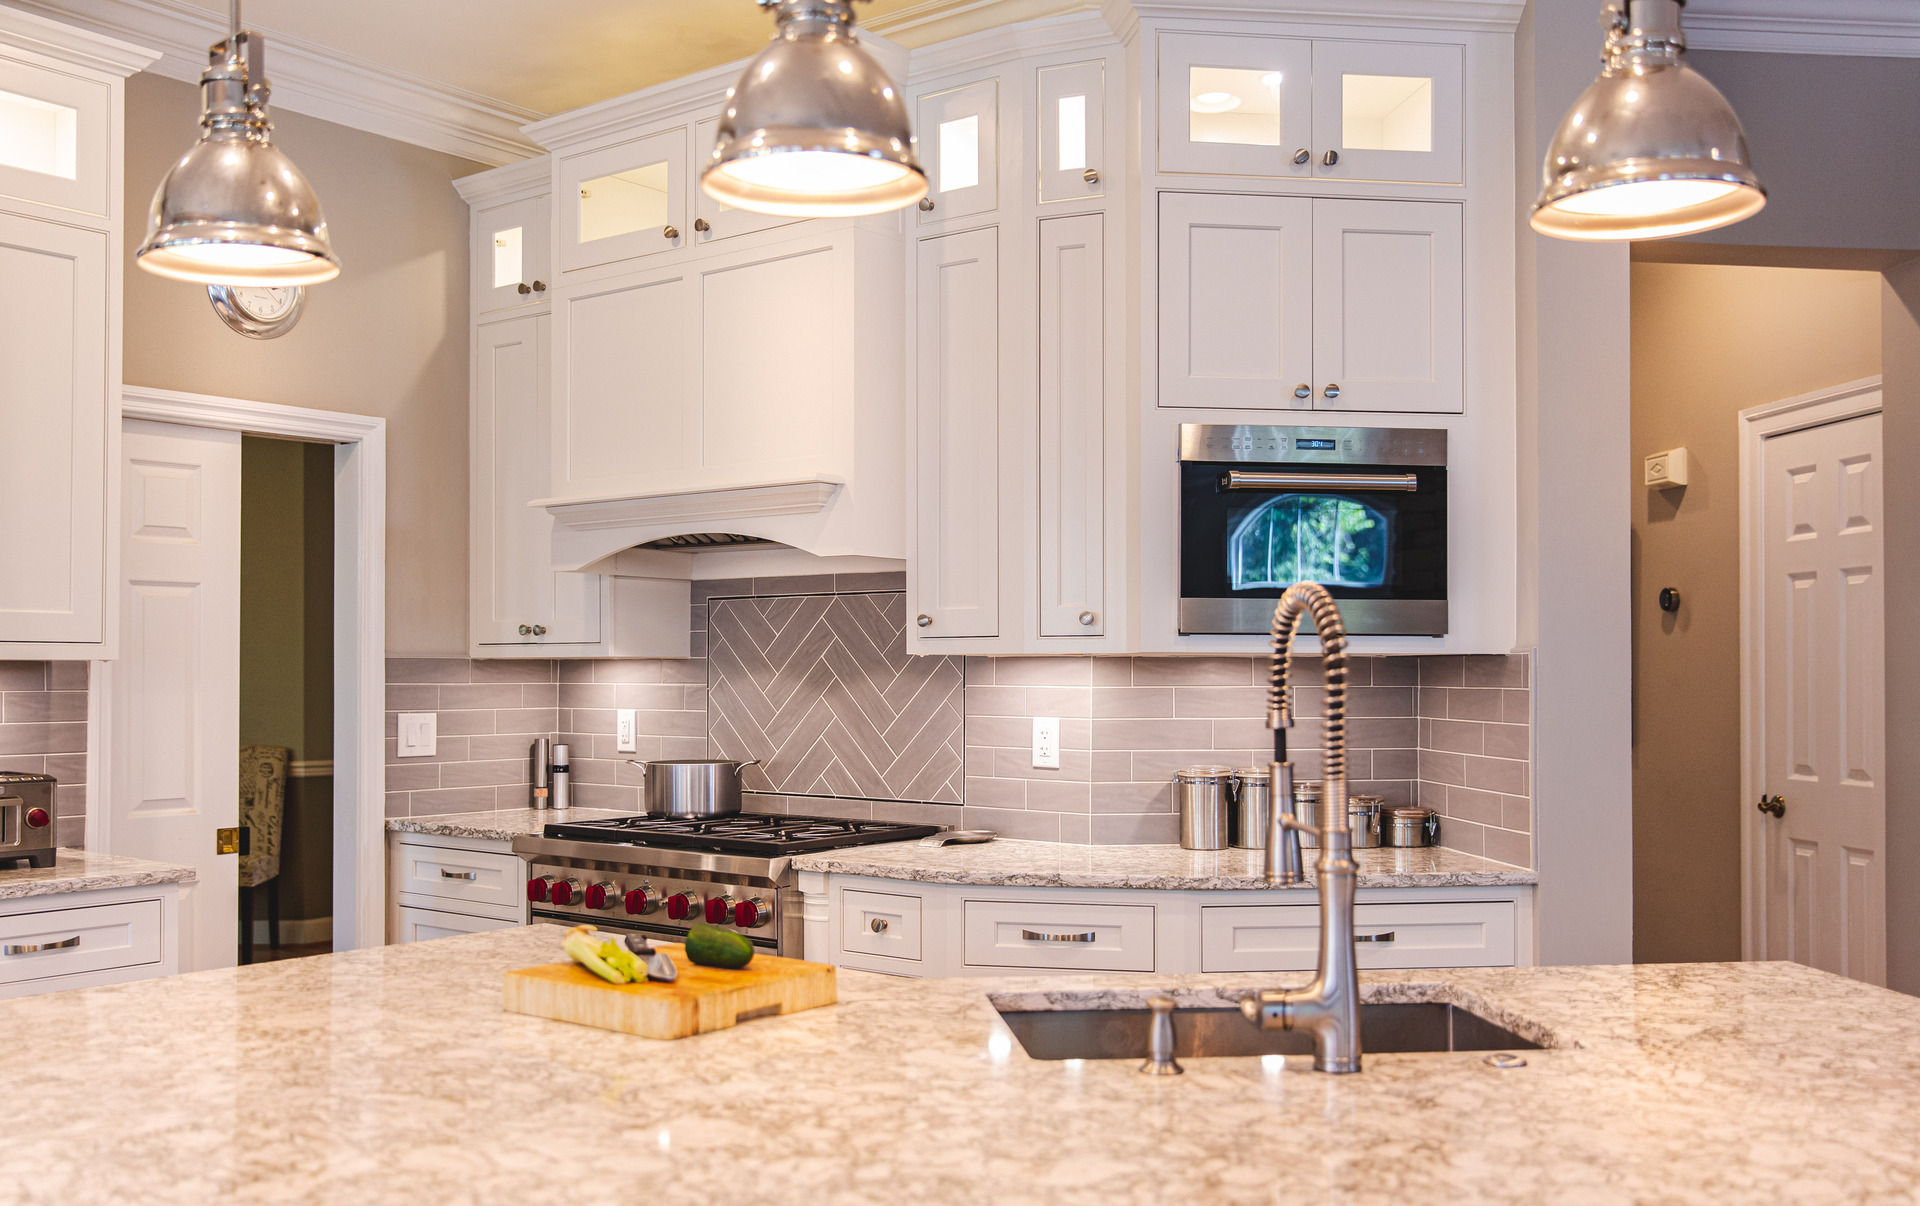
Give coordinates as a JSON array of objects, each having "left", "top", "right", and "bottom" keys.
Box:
[{"left": 1292, "top": 438, "right": 1338, "bottom": 451}]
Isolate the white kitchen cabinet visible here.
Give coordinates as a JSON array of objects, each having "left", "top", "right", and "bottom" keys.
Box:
[
  {"left": 1312, "top": 197, "right": 1463, "bottom": 414},
  {"left": 916, "top": 78, "right": 998, "bottom": 226},
  {"left": 691, "top": 116, "right": 801, "bottom": 245},
  {"left": 1200, "top": 899, "right": 1516, "bottom": 971},
  {"left": 911, "top": 227, "right": 1001, "bottom": 639},
  {"left": 556, "top": 125, "right": 688, "bottom": 274},
  {"left": 393, "top": 905, "right": 517, "bottom": 944},
  {"left": 1037, "top": 60, "right": 1106, "bottom": 206},
  {"left": 0, "top": 13, "right": 153, "bottom": 659},
  {"left": 962, "top": 898, "right": 1155, "bottom": 972},
  {"left": 473, "top": 192, "right": 550, "bottom": 314},
  {"left": 1037, "top": 213, "right": 1107, "bottom": 637},
  {"left": 1310, "top": 39, "right": 1464, "bottom": 186},
  {"left": 0, "top": 881, "right": 181, "bottom": 1000},
  {"left": 386, "top": 832, "right": 527, "bottom": 944}
]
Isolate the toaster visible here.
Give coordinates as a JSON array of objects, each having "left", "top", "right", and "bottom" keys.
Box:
[{"left": 0, "top": 772, "right": 56, "bottom": 869}]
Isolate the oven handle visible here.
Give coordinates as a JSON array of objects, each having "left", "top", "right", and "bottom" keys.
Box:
[{"left": 1222, "top": 470, "right": 1422, "bottom": 492}]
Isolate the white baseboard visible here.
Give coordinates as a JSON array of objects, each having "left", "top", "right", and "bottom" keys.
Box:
[{"left": 250, "top": 915, "right": 333, "bottom": 946}]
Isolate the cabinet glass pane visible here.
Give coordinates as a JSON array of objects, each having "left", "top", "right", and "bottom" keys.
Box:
[
  {"left": 0, "top": 88, "right": 75, "bottom": 179},
  {"left": 939, "top": 115, "right": 979, "bottom": 192},
  {"left": 578, "top": 161, "right": 671, "bottom": 243},
  {"left": 1342, "top": 75, "right": 1433, "bottom": 153},
  {"left": 1057, "top": 96, "right": 1086, "bottom": 171},
  {"left": 1187, "top": 67, "right": 1283, "bottom": 146},
  {"left": 491, "top": 226, "right": 522, "bottom": 289}
]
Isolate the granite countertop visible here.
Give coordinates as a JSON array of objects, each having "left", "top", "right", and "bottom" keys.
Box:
[
  {"left": 387, "top": 807, "right": 641, "bottom": 841},
  {"left": 4, "top": 925, "right": 1916, "bottom": 1204},
  {"left": 0, "top": 849, "right": 197, "bottom": 900},
  {"left": 792, "top": 837, "right": 1538, "bottom": 889}
]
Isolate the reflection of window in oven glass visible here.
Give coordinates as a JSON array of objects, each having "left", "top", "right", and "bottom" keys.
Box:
[{"left": 1230, "top": 495, "right": 1389, "bottom": 589}]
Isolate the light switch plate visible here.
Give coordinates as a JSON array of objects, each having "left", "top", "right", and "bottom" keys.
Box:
[
  {"left": 397, "top": 712, "right": 437, "bottom": 758},
  {"left": 1032, "top": 716, "right": 1061, "bottom": 769},
  {"left": 616, "top": 709, "right": 638, "bottom": 753}
]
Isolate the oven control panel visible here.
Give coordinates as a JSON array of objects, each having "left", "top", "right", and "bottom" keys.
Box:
[{"left": 525, "top": 863, "right": 774, "bottom": 936}]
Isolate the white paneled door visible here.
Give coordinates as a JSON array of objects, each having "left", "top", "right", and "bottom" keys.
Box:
[
  {"left": 111, "top": 420, "right": 242, "bottom": 973},
  {"left": 1756, "top": 409, "right": 1885, "bottom": 984}
]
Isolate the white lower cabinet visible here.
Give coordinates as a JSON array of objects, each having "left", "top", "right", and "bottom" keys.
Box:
[
  {"left": 386, "top": 832, "right": 528, "bottom": 944},
  {"left": 394, "top": 905, "right": 517, "bottom": 944},
  {"left": 803, "top": 874, "right": 1531, "bottom": 977},
  {"left": 0, "top": 884, "right": 180, "bottom": 999}
]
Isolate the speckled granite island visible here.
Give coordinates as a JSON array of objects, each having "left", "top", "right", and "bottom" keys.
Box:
[
  {"left": 0, "top": 850, "right": 193, "bottom": 998},
  {"left": 5, "top": 923, "right": 1916, "bottom": 1204}
]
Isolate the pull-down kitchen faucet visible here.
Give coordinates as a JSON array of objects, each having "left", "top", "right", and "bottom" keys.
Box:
[{"left": 1239, "top": 582, "right": 1363, "bottom": 1074}]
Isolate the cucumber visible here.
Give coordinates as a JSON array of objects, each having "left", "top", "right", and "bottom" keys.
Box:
[{"left": 685, "top": 923, "right": 755, "bottom": 970}]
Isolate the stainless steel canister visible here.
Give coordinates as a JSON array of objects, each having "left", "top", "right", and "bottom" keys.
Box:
[
  {"left": 1227, "top": 766, "right": 1271, "bottom": 850},
  {"left": 1347, "top": 795, "right": 1386, "bottom": 849},
  {"left": 1292, "top": 780, "right": 1325, "bottom": 849},
  {"left": 1386, "top": 806, "right": 1440, "bottom": 848},
  {"left": 1174, "top": 766, "right": 1234, "bottom": 851}
]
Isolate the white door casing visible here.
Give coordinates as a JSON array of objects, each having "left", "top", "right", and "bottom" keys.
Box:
[
  {"left": 1742, "top": 378, "right": 1886, "bottom": 985},
  {"left": 111, "top": 419, "right": 241, "bottom": 973}
]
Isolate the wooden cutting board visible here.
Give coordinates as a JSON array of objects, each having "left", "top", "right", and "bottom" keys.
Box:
[{"left": 502, "top": 943, "right": 836, "bottom": 1039}]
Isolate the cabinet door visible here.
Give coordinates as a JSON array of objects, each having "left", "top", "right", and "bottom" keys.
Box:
[
  {"left": 1311, "top": 40, "right": 1464, "bottom": 186},
  {"left": 472, "top": 315, "right": 601, "bottom": 648},
  {"left": 917, "top": 79, "right": 997, "bottom": 226},
  {"left": 0, "top": 57, "right": 109, "bottom": 217},
  {"left": 1037, "top": 214, "right": 1105, "bottom": 638},
  {"left": 692, "top": 116, "right": 802, "bottom": 244},
  {"left": 394, "top": 905, "right": 516, "bottom": 944},
  {"left": 1157, "top": 192, "right": 1312, "bottom": 411},
  {"left": 557, "top": 126, "right": 687, "bottom": 273},
  {"left": 1037, "top": 61, "right": 1105, "bottom": 205},
  {"left": 473, "top": 194, "right": 551, "bottom": 314},
  {"left": 1156, "top": 32, "right": 1311, "bottom": 179},
  {"left": 913, "top": 229, "right": 999, "bottom": 639},
  {"left": 1312, "top": 199, "right": 1462, "bottom": 414},
  {"left": 0, "top": 214, "right": 106, "bottom": 646},
  {"left": 554, "top": 268, "right": 694, "bottom": 499}
]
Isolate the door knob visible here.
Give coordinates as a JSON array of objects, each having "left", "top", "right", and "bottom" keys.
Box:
[
  {"left": 919, "top": 197, "right": 935, "bottom": 212},
  {"left": 1293, "top": 148, "right": 1311, "bottom": 165},
  {"left": 1293, "top": 384, "right": 1311, "bottom": 399},
  {"left": 694, "top": 218, "right": 711, "bottom": 232},
  {"left": 1758, "top": 795, "right": 1786, "bottom": 818},
  {"left": 1323, "top": 150, "right": 1340, "bottom": 166},
  {"left": 1083, "top": 168, "right": 1100, "bottom": 184},
  {"left": 1323, "top": 383, "right": 1341, "bottom": 399}
]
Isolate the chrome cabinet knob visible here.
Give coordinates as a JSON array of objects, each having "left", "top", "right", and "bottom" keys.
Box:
[
  {"left": 1083, "top": 168, "right": 1100, "bottom": 184},
  {"left": 533, "top": 624, "right": 547, "bottom": 636},
  {"left": 1323, "top": 383, "right": 1341, "bottom": 399},
  {"left": 518, "top": 624, "right": 532, "bottom": 636},
  {"left": 663, "top": 225, "right": 679, "bottom": 239},
  {"left": 1293, "top": 384, "right": 1311, "bottom": 399},
  {"left": 516, "top": 282, "right": 531, "bottom": 295},
  {"left": 532, "top": 280, "right": 546, "bottom": 293},
  {"left": 918, "top": 197, "right": 935, "bottom": 212},
  {"left": 694, "top": 218, "right": 711, "bottom": 232},
  {"left": 1079, "top": 611, "right": 1096, "bottom": 626},
  {"left": 1323, "top": 150, "right": 1340, "bottom": 166},
  {"left": 1293, "top": 148, "right": 1311, "bottom": 165},
  {"left": 916, "top": 614, "right": 932, "bottom": 628},
  {"left": 1758, "top": 794, "right": 1786, "bottom": 818},
  {"left": 869, "top": 917, "right": 889, "bottom": 933}
]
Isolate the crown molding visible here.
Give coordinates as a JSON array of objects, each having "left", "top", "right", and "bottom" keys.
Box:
[
  {"left": 1685, "top": 1, "right": 1920, "bottom": 58},
  {"left": 453, "top": 154, "right": 549, "bottom": 207},
  {"left": 0, "top": 0, "right": 544, "bottom": 165},
  {"left": 1116, "top": 0, "right": 1523, "bottom": 33},
  {"left": 906, "top": 11, "right": 1121, "bottom": 81},
  {"left": 0, "top": 5, "right": 155, "bottom": 75}
]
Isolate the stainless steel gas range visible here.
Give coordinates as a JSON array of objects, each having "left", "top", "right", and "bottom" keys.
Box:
[{"left": 511, "top": 813, "right": 941, "bottom": 958}]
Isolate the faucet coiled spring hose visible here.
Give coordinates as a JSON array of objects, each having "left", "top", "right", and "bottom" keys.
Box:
[{"left": 1266, "top": 582, "right": 1349, "bottom": 785}]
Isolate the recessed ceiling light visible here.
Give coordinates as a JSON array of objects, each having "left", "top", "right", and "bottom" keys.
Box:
[{"left": 1190, "top": 91, "right": 1242, "bottom": 114}]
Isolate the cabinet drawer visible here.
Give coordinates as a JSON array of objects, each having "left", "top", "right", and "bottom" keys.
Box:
[
  {"left": 0, "top": 899, "right": 161, "bottom": 985},
  {"left": 840, "top": 889, "right": 922, "bottom": 962},
  {"left": 1201, "top": 901, "right": 1516, "bottom": 972},
  {"left": 394, "top": 842, "right": 525, "bottom": 916},
  {"left": 394, "top": 905, "right": 516, "bottom": 944},
  {"left": 963, "top": 900, "right": 1153, "bottom": 972}
]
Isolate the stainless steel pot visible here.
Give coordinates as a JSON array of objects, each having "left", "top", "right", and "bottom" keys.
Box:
[{"left": 626, "top": 758, "right": 761, "bottom": 818}]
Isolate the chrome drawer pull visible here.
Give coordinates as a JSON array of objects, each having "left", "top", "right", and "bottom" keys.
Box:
[
  {"left": 1354, "top": 931, "right": 1396, "bottom": 944},
  {"left": 439, "top": 869, "right": 478, "bottom": 881},
  {"left": 1021, "top": 929, "right": 1097, "bottom": 944},
  {"left": 4, "top": 935, "right": 80, "bottom": 956}
]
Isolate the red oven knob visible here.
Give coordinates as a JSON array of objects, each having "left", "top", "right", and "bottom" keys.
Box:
[
  {"left": 623, "top": 888, "right": 651, "bottom": 915},
  {"left": 734, "top": 899, "right": 767, "bottom": 928},
  {"left": 666, "top": 891, "right": 700, "bottom": 921},
  {"left": 704, "top": 896, "right": 733, "bottom": 925},
  {"left": 584, "top": 882, "right": 617, "bottom": 910},
  {"left": 526, "top": 875, "right": 553, "bottom": 903},
  {"left": 550, "top": 879, "right": 580, "bottom": 906},
  {"left": 24, "top": 807, "right": 49, "bottom": 829}
]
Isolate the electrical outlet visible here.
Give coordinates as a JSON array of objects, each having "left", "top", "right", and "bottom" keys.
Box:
[
  {"left": 397, "top": 712, "right": 437, "bottom": 758},
  {"left": 616, "top": 709, "right": 638, "bottom": 753},
  {"left": 1032, "top": 716, "right": 1061, "bottom": 770}
]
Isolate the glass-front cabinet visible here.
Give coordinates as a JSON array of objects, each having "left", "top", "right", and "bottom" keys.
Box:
[
  {"left": 915, "top": 79, "right": 997, "bottom": 225},
  {"left": 1037, "top": 60, "right": 1105, "bottom": 205},
  {"left": 1157, "top": 32, "right": 1462, "bottom": 184},
  {"left": 473, "top": 193, "right": 550, "bottom": 314},
  {"left": 556, "top": 126, "right": 687, "bottom": 272},
  {"left": 691, "top": 116, "right": 801, "bottom": 245}
]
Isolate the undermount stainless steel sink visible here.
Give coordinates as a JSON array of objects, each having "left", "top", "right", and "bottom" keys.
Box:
[{"left": 996, "top": 1002, "right": 1541, "bottom": 1061}]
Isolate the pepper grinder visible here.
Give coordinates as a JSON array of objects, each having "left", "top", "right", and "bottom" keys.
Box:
[
  {"left": 529, "top": 737, "right": 552, "bottom": 809},
  {"left": 550, "top": 743, "right": 572, "bottom": 811}
]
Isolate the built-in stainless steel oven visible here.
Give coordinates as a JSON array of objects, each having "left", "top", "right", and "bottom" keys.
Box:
[{"left": 1179, "top": 424, "right": 1447, "bottom": 636}]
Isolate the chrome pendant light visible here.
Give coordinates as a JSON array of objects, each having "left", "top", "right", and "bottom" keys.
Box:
[
  {"left": 1532, "top": 0, "right": 1764, "bottom": 242},
  {"left": 135, "top": 0, "right": 339, "bottom": 285},
  {"left": 703, "top": 0, "right": 925, "bottom": 218}
]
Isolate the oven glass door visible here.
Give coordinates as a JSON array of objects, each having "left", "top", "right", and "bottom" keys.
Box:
[{"left": 1180, "top": 460, "right": 1447, "bottom": 635}]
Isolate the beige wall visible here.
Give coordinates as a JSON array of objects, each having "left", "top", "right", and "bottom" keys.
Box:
[
  {"left": 122, "top": 72, "right": 486, "bottom": 655},
  {"left": 1629, "top": 262, "right": 1882, "bottom": 964}
]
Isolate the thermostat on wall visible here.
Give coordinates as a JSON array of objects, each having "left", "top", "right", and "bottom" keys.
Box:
[{"left": 1645, "top": 447, "right": 1689, "bottom": 488}]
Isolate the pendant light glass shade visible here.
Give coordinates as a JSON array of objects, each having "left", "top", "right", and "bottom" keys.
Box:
[
  {"left": 703, "top": 0, "right": 925, "bottom": 218},
  {"left": 137, "top": 23, "right": 339, "bottom": 285},
  {"left": 1531, "top": 0, "right": 1764, "bottom": 242}
]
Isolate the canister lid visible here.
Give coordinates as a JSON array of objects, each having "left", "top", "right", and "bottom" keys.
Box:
[
  {"left": 1390, "top": 806, "right": 1435, "bottom": 819},
  {"left": 1349, "top": 794, "right": 1386, "bottom": 809},
  {"left": 1232, "top": 766, "right": 1271, "bottom": 782},
  {"left": 1292, "top": 780, "right": 1324, "bottom": 799},
  {"left": 1172, "top": 765, "right": 1234, "bottom": 782}
]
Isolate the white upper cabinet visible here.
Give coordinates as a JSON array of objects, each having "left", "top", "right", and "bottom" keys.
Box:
[
  {"left": 691, "top": 116, "right": 801, "bottom": 245},
  {"left": 1310, "top": 40, "right": 1463, "bottom": 185},
  {"left": 1312, "top": 198, "right": 1462, "bottom": 414},
  {"left": 1037, "top": 60, "right": 1105, "bottom": 206},
  {"left": 556, "top": 126, "right": 687, "bottom": 273},
  {"left": 0, "top": 56, "right": 108, "bottom": 217},
  {"left": 473, "top": 193, "right": 550, "bottom": 314},
  {"left": 1157, "top": 32, "right": 1312, "bottom": 179},
  {"left": 916, "top": 79, "right": 997, "bottom": 226},
  {"left": 1037, "top": 213, "right": 1106, "bottom": 638},
  {"left": 1158, "top": 191, "right": 1313, "bottom": 412}
]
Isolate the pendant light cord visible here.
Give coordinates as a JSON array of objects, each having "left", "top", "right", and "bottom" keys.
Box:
[{"left": 229, "top": 0, "right": 239, "bottom": 40}]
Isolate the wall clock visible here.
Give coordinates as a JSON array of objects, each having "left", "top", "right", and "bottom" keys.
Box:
[{"left": 207, "top": 284, "right": 305, "bottom": 339}]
